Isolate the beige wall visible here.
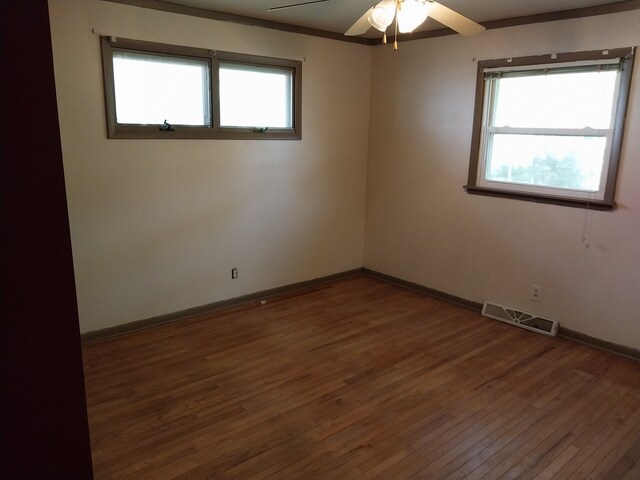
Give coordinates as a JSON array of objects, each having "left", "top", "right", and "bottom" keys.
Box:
[
  {"left": 365, "top": 12, "right": 640, "bottom": 349},
  {"left": 48, "top": 0, "right": 372, "bottom": 333},
  {"left": 49, "top": 0, "right": 639, "bottom": 350}
]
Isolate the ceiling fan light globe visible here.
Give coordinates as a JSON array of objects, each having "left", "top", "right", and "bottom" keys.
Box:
[
  {"left": 368, "top": 0, "right": 396, "bottom": 32},
  {"left": 398, "top": 0, "right": 431, "bottom": 33}
]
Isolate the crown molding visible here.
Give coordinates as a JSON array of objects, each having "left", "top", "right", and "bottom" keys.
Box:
[{"left": 103, "top": 0, "right": 640, "bottom": 45}]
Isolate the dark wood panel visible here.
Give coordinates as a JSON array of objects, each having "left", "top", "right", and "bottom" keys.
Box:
[
  {"left": 83, "top": 276, "right": 640, "bottom": 479},
  {"left": 0, "top": 1, "right": 94, "bottom": 478}
]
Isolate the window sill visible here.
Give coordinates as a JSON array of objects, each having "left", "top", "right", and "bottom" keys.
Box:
[
  {"left": 464, "top": 185, "right": 615, "bottom": 211},
  {"left": 107, "top": 126, "right": 301, "bottom": 140}
]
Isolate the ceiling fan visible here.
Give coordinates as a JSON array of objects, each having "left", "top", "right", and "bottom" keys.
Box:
[{"left": 268, "top": 0, "right": 485, "bottom": 50}]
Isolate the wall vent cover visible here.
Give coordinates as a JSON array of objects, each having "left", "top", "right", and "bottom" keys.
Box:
[{"left": 482, "top": 301, "right": 558, "bottom": 337}]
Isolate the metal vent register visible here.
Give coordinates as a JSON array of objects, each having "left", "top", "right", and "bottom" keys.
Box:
[{"left": 482, "top": 302, "right": 558, "bottom": 337}]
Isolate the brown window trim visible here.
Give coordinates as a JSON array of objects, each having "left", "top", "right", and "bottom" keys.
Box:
[
  {"left": 465, "top": 47, "right": 636, "bottom": 211},
  {"left": 101, "top": 36, "right": 302, "bottom": 140}
]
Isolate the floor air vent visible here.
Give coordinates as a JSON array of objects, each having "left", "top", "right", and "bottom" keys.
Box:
[{"left": 482, "top": 302, "right": 558, "bottom": 337}]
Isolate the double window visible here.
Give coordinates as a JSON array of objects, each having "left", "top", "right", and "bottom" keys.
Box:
[
  {"left": 466, "top": 47, "right": 635, "bottom": 209},
  {"left": 101, "top": 37, "right": 301, "bottom": 139}
]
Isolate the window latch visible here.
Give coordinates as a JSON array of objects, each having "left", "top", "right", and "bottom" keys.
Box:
[
  {"left": 253, "top": 127, "right": 269, "bottom": 133},
  {"left": 159, "top": 120, "right": 174, "bottom": 132}
]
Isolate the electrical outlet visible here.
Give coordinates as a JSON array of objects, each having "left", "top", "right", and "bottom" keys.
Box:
[
  {"left": 231, "top": 267, "right": 238, "bottom": 279},
  {"left": 531, "top": 284, "right": 542, "bottom": 302}
]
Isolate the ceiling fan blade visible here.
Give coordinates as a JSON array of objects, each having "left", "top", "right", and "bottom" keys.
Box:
[
  {"left": 267, "top": 0, "right": 332, "bottom": 12},
  {"left": 428, "top": 1, "right": 485, "bottom": 36},
  {"left": 345, "top": 6, "right": 376, "bottom": 36}
]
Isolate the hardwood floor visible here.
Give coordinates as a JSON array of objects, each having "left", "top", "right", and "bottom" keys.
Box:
[{"left": 82, "top": 276, "right": 640, "bottom": 479}]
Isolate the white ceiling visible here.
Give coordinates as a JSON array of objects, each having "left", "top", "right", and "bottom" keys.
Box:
[{"left": 162, "top": 0, "right": 624, "bottom": 38}]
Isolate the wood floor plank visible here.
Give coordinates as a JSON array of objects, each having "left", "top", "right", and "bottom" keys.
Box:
[
  {"left": 82, "top": 275, "right": 640, "bottom": 479},
  {"left": 547, "top": 386, "right": 639, "bottom": 479},
  {"left": 310, "top": 343, "right": 564, "bottom": 479},
  {"left": 532, "top": 444, "right": 580, "bottom": 480},
  {"left": 619, "top": 458, "right": 640, "bottom": 480},
  {"left": 601, "top": 434, "right": 640, "bottom": 479},
  {"left": 372, "top": 356, "right": 598, "bottom": 480}
]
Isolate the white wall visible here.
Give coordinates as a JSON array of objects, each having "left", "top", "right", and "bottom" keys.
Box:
[
  {"left": 49, "top": 0, "right": 640, "bottom": 349},
  {"left": 365, "top": 12, "right": 640, "bottom": 349},
  {"left": 48, "top": 0, "right": 371, "bottom": 333}
]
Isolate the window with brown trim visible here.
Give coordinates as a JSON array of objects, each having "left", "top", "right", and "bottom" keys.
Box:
[
  {"left": 101, "top": 37, "right": 302, "bottom": 140},
  {"left": 466, "top": 47, "right": 635, "bottom": 210}
]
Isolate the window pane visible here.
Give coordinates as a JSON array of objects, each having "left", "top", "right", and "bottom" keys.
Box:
[
  {"left": 493, "top": 71, "right": 618, "bottom": 129},
  {"left": 112, "top": 51, "right": 210, "bottom": 126},
  {"left": 486, "top": 134, "right": 606, "bottom": 191},
  {"left": 219, "top": 62, "right": 293, "bottom": 128}
]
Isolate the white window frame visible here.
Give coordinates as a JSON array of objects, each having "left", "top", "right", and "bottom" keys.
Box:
[
  {"left": 466, "top": 48, "right": 635, "bottom": 210},
  {"left": 218, "top": 61, "right": 294, "bottom": 129},
  {"left": 111, "top": 49, "right": 213, "bottom": 128}
]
